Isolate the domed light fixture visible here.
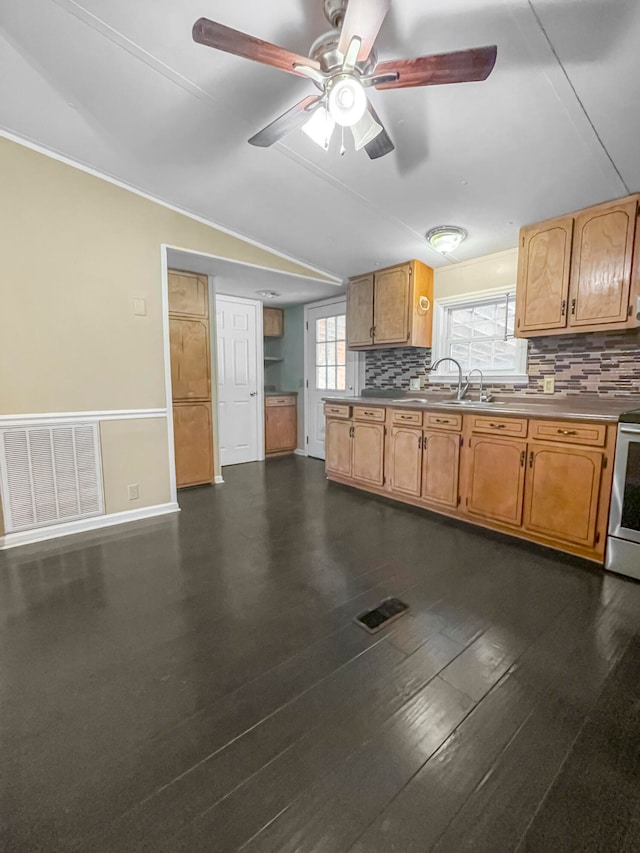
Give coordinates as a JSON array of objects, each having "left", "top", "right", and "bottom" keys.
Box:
[
  {"left": 328, "top": 75, "right": 367, "bottom": 127},
  {"left": 256, "top": 290, "right": 281, "bottom": 299},
  {"left": 426, "top": 225, "right": 467, "bottom": 254}
]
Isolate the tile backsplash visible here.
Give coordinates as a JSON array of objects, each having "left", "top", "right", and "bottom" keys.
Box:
[{"left": 365, "top": 329, "right": 640, "bottom": 397}]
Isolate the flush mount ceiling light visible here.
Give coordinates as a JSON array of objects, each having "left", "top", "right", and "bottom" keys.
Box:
[
  {"left": 426, "top": 226, "right": 467, "bottom": 254},
  {"left": 256, "top": 290, "right": 281, "bottom": 299}
]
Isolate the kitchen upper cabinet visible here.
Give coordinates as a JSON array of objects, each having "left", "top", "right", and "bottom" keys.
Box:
[
  {"left": 170, "top": 317, "right": 211, "bottom": 401},
  {"left": 352, "top": 422, "right": 385, "bottom": 487},
  {"left": 325, "top": 418, "right": 353, "bottom": 478},
  {"left": 515, "top": 194, "right": 640, "bottom": 338},
  {"left": 346, "top": 260, "right": 433, "bottom": 349},
  {"left": 466, "top": 436, "right": 527, "bottom": 526},
  {"left": 422, "top": 430, "right": 461, "bottom": 509},
  {"left": 263, "top": 307, "right": 284, "bottom": 337},
  {"left": 346, "top": 274, "right": 374, "bottom": 347},
  {"left": 388, "top": 426, "right": 422, "bottom": 498},
  {"left": 515, "top": 216, "right": 573, "bottom": 333},
  {"left": 570, "top": 198, "right": 637, "bottom": 327},
  {"left": 523, "top": 444, "right": 603, "bottom": 547}
]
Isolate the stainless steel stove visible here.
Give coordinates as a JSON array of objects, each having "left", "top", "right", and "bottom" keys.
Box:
[{"left": 607, "top": 409, "right": 640, "bottom": 580}]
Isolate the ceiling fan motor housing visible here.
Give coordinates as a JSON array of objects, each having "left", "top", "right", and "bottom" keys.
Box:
[{"left": 309, "top": 30, "right": 377, "bottom": 75}]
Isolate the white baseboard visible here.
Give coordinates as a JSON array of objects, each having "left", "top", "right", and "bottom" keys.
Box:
[
  {"left": 0, "top": 502, "right": 180, "bottom": 550},
  {"left": 214, "top": 475, "right": 225, "bottom": 484},
  {"left": 294, "top": 448, "right": 307, "bottom": 456}
]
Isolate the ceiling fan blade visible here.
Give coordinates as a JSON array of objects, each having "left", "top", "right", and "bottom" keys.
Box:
[
  {"left": 193, "top": 18, "right": 321, "bottom": 77},
  {"left": 338, "top": 0, "right": 391, "bottom": 63},
  {"left": 374, "top": 45, "right": 498, "bottom": 90},
  {"left": 364, "top": 104, "right": 394, "bottom": 160},
  {"left": 248, "top": 96, "right": 322, "bottom": 147}
]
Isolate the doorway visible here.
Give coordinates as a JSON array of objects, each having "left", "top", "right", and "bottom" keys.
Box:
[
  {"left": 305, "top": 298, "right": 361, "bottom": 460},
  {"left": 216, "top": 294, "right": 264, "bottom": 467}
]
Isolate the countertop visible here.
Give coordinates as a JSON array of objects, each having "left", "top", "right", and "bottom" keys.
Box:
[
  {"left": 322, "top": 393, "right": 640, "bottom": 423},
  {"left": 265, "top": 390, "right": 298, "bottom": 397}
]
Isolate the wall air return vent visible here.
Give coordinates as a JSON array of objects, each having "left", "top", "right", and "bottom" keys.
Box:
[{"left": 0, "top": 424, "right": 104, "bottom": 533}]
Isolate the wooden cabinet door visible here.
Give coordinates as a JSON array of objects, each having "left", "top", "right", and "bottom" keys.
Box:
[
  {"left": 346, "top": 275, "right": 374, "bottom": 347},
  {"left": 422, "top": 430, "right": 460, "bottom": 509},
  {"left": 569, "top": 198, "right": 637, "bottom": 327},
  {"left": 466, "top": 436, "right": 527, "bottom": 526},
  {"left": 168, "top": 272, "right": 208, "bottom": 317},
  {"left": 170, "top": 318, "right": 211, "bottom": 401},
  {"left": 263, "top": 307, "right": 284, "bottom": 337},
  {"left": 173, "top": 402, "right": 214, "bottom": 487},
  {"left": 515, "top": 217, "right": 573, "bottom": 334},
  {"left": 265, "top": 404, "right": 296, "bottom": 453},
  {"left": 373, "top": 264, "right": 410, "bottom": 345},
  {"left": 524, "top": 444, "right": 602, "bottom": 546},
  {"left": 388, "top": 426, "right": 422, "bottom": 497},
  {"left": 352, "top": 422, "right": 385, "bottom": 486},
  {"left": 325, "top": 419, "right": 353, "bottom": 478}
]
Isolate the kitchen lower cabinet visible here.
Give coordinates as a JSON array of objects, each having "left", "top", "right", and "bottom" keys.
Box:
[
  {"left": 325, "top": 418, "right": 353, "bottom": 478},
  {"left": 466, "top": 436, "right": 527, "bottom": 526},
  {"left": 265, "top": 396, "right": 297, "bottom": 455},
  {"left": 388, "top": 426, "right": 422, "bottom": 498},
  {"left": 324, "top": 403, "right": 616, "bottom": 564},
  {"left": 173, "top": 402, "right": 214, "bottom": 488},
  {"left": 422, "top": 430, "right": 461, "bottom": 509},
  {"left": 523, "top": 443, "right": 603, "bottom": 546},
  {"left": 352, "top": 422, "right": 385, "bottom": 487}
]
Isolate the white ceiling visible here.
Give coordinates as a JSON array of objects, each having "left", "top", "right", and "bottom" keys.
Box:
[
  {"left": 166, "top": 248, "right": 345, "bottom": 307},
  {"left": 2, "top": 0, "right": 639, "bottom": 286}
]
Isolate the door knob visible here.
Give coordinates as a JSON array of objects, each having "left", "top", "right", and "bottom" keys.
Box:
[{"left": 250, "top": 391, "right": 257, "bottom": 397}]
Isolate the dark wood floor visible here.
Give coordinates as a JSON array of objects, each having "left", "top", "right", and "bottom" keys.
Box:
[{"left": 2, "top": 456, "right": 640, "bottom": 852}]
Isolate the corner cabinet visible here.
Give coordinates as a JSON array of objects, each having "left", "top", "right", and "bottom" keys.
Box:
[
  {"left": 324, "top": 402, "right": 617, "bottom": 564},
  {"left": 346, "top": 260, "right": 434, "bottom": 350},
  {"left": 515, "top": 194, "right": 640, "bottom": 337}
]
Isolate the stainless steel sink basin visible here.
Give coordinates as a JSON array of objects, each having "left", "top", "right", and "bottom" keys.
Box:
[
  {"left": 390, "top": 398, "right": 428, "bottom": 403},
  {"left": 437, "top": 400, "right": 496, "bottom": 407}
]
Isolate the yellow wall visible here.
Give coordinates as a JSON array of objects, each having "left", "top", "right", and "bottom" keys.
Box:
[
  {"left": 0, "top": 137, "right": 329, "bottom": 534},
  {"left": 434, "top": 248, "right": 518, "bottom": 299},
  {"left": 99, "top": 418, "right": 171, "bottom": 513}
]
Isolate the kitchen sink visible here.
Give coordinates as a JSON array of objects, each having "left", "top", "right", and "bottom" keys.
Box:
[
  {"left": 390, "top": 398, "right": 428, "bottom": 403},
  {"left": 437, "top": 400, "right": 496, "bottom": 407}
]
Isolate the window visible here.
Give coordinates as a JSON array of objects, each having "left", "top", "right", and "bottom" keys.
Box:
[
  {"left": 315, "top": 314, "right": 346, "bottom": 390},
  {"left": 431, "top": 288, "right": 527, "bottom": 383}
]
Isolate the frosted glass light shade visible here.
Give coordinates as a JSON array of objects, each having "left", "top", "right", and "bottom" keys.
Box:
[
  {"left": 328, "top": 77, "right": 367, "bottom": 127},
  {"left": 302, "top": 107, "right": 335, "bottom": 150}
]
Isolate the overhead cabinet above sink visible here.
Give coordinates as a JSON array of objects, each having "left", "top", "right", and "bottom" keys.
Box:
[
  {"left": 515, "top": 194, "right": 640, "bottom": 338},
  {"left": 346, "top": 260, "right": 434, "bottom": 350}
]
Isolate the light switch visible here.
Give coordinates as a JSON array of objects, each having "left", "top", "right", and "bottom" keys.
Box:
[
  {"left": 128, "top": 484, "right": 139, "bottom": 500},
  {"left": 132, "top": 298, "right": 147, "bottom": 316}
]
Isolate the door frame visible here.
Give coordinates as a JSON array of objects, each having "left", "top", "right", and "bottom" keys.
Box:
[
  {"left": 303, "top": 296, "right": 364, "bottom": 458},
  {"left": 214, "top": 293, "right": 265, "bottom": 465}
]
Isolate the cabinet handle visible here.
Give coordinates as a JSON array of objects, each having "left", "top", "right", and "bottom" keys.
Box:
[
  {"left": 520, "top": 450, "right": 526, "bottom": 467},
  {"left": 349, "top": 425, "right": 354, "bottom": 438},
  {"left": 364, "top": 411, "right": 376, "bottom": 416},
  {"left": 399, "top": 414, "right": 414, "bottom": 420},
  {"left": 489, "top": 423, "right": 507, "bottom": 429},
  {"left": 435, "top": 418, "right": 450, "bottom": 424},
  {"left": 418, "top": 435, "right": 423, "bottom": 450},
  {"left": 529, "top": 451, "right": 534, "bottom": 468},
  {"left": 571, "top": 298, "right": 576, "bottom": 315},
  {"left": 561, "top": 299, "right": 566, "bottom": 317},
  {"left": 369, "top": 326, "right": 374, "bottom": 338},
  {"left": 558, "top": 428, "right": 578, "bottom": 436}
]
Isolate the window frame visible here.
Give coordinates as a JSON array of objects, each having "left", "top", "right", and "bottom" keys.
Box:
[{"left": 429, "top": 286, "right": 528, "bottom": 385}]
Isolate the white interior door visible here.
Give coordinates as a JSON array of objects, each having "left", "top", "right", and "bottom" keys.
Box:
[
  {"left": 216, "top": 295, "right": 262, "bottom": 467},
  {"left": 306, "top": 300, "right": 359, "bottom": 460}
]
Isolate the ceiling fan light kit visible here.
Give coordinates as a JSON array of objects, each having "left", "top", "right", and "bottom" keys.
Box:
[
  {"left": 426, "top": 226, "right": 467, "bottom": 254},
  {"left": 192, "top": 0, "right": 498, "bottom": 160}
]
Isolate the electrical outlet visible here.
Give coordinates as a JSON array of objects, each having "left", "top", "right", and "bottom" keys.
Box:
[
  {"left": 543, "top": 376, "right": 555, "bottom": 394},
  {"left": 409, "top": 377, "right": 421, "bottom": 391},
  {"left": 128, "top": 484, "right": 139, "bottom": 501}
]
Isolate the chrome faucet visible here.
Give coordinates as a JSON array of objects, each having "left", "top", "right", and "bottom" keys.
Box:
[
  {"left": 461, "top": 368, "right": 493, "bottom": 402},
  {"left": 428, "top": 357, "right": 465, "bottom": 400}
]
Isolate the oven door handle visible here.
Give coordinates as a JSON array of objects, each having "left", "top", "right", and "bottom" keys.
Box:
[{"left": 620, "top": 427, "right": 640, "bottom": 435}]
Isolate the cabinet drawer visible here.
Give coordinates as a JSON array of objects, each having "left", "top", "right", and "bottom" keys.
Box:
[
  {"left": 470, "top": 415, "right": 528, "bottom": 437},
  {"left": 323, "top": 403, "right": 350, "bottom": 419},
  {"left": 353, "top": 406, "right": 386, "bottom": 422},
  {"left": 529, "top": 419, "right": 606, "bottom": 447},
  {"left": 391, "top": 409, "right": 423, "bottom": 427},
  {"left": 425, "top": 412, "right": 462, "bottom": 431},
  {"left": 266, "top": 395, "right": 296, "bottom": 407}
]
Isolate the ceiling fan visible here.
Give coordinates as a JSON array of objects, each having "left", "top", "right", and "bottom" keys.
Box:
[{"left": 192, "top": 0, "right": 497, "bottom": 159}]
